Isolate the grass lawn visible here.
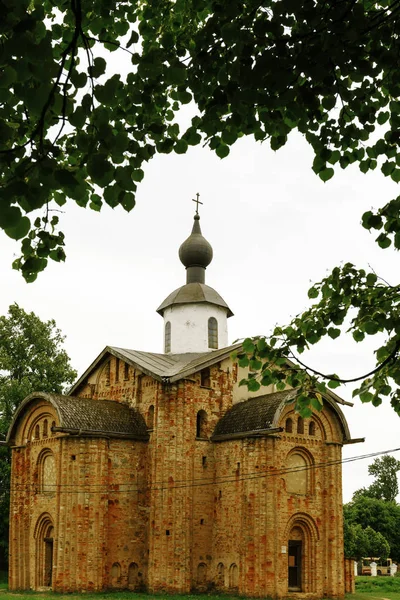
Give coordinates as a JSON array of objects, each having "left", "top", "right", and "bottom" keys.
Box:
[{"left": 2, "top": 575, "right": 400, "bottom": 599}]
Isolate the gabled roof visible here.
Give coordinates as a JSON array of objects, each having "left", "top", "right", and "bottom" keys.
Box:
[
  {"left": 68, "top": 342, "right": 243, "bottom": 394},
  {"left": 6, "top": 392, "right": 149, "bottom": 444},
  {"left": 68, "top": 343, "right": 352, "bottom": 410}
]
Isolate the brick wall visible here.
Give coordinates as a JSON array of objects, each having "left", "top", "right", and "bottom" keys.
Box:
[{"left": 9, "top": 355, "right": 349, "bottom": 598}]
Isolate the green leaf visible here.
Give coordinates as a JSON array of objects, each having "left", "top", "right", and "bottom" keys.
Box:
[
  {"left": 5, "top": 216, "right": 30, "bottom": 240},
  {"left": 90, "top": 57, "right": 107, "bottom": 78},
  {"left": 327, "top": 379, "right": 341, "bottom": 389},
  {"left": 353, "top": 330, "right": 365, "bottom": 342},
  {"left": 328, "top": 327, "right": 341, "bottom": 339},
  {"left": 247, "top": 378, "right": 261, "bottom": 392},
  {"left": 216, "top": 144, "right": 230, "bottom": 159},
  {"left": 174, "top": 139, "right": 188, "bottom": 154},
  {"left": 319, "top": 168, "right": 334, "bottom": 182},
  {"left": 364, "top": 320, "right": 380, "bottom": 335}
]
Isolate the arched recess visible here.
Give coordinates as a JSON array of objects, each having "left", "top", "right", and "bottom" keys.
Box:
[
  {"left": 197, "top": 562, "right": 207, "bottom": 584},
  {"left": 111, "top": 562, "right": 121, "bottom": 587},
  {"left": 37, "top": 448, "right": 56, "bottom": 494},
  {"left": 216, "top": 562, "right": 225, "bottom": 587},
  {"left": 34, "top": 513, "right": 55, "bottom": 588},
  {"left": 286, "top": 447, "right": 314, "bottom": 496},
  {"left": 128, "top": 562, "right": 139, "bottom": 589},
  {"left": 229, "top": 563, "right": 239, "bottom": 588},
  {"left": 285, "top": 513, "right": 319, "bottom": 594}
]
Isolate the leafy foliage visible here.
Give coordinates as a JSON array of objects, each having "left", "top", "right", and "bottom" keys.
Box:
[
  {"left": 344, "top": 495, "right": 400, "bottom": 561},
  {"left": 1, "top": 0, "right": 400, "bottom": 281},
  {"left": 344, "top": 521, "right": 390, "bottom": 561},
  {"left": 367, "top": 455, "right": 400, "bottom": 502},
  {"left": 0, "top": 304, "right": 76, "bottom": 564},
  {"left": 2, "top": 0, "right": 400, "bottom": 413},
  {"left": 235, "top": 262, "right": 400, "bottom": 415}
]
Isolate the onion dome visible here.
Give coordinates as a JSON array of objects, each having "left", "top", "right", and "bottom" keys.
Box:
[{"left": 179, "top": 214, "right": 213, "bottom": 283}]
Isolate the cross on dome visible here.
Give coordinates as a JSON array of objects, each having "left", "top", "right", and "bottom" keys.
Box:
[{"left": 192, "top": 192, "right": 203, "bottom": 215}]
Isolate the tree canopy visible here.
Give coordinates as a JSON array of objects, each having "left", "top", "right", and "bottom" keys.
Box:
[
  {"left": 0, "top": 304, "right": 76, "bottom": 563},
  {"left": 344, "top": 495, "right": 400, "bottom": 561},
  {"left": 1, "top": 0, "right": 400, "bottom": 415},
  {"left": 344, "top": 521, "right": 390, "bottom": 561}
]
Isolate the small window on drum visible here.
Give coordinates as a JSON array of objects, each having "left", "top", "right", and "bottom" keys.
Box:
[
  {"left": 165, "top": 321, "right": 171, "bottom": 353},
  {"left": 208, "top": 317, "right": 218, "bottom": 349}
]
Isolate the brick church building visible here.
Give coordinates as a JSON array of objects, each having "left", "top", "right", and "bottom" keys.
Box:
[{"left": 6, "top": 210, "right": 357, "bottom": 595}]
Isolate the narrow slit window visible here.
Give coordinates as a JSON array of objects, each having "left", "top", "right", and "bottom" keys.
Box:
[
  {"left": 196, "top": 410, "right": 208, "bottom": 438},
  {"left": 115, "top": 357, "right": 120, "bottom": 382},
  {"left": 124, "top": 362, "right": 129, "bottom": 380},
  {"left": 208, "top": 317, "right": 218, "bottom": 349},
  {"left": 165, "top": 321, "right": 171, "bottom": 353},
  {"left": 297, "top": 417, "right": 304, "bottom": 434}
]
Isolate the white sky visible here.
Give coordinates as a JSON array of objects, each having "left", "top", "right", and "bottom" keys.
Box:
[{"left": 1, "top": 127, "right": 399, "bottom": 503}]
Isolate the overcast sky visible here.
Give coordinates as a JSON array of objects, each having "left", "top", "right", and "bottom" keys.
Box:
[{"left": 1, "top": 125, "right": 399, "bottom": 502}]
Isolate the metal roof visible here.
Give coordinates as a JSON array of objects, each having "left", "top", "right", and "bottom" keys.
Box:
[
  {"left": 212, "top": 389, "right": 352, "bottom": 442},
  {"left": 212, "top": 390, "right": 295, "bottom": 439},
  {"left": 6, "top": 392, "right": 149, "bottom": 444},
  {"left": 67, "top": 343, "right": 352, "bottom": 412},
  {"left": 156, "top": 282, "right": 234, "bottom": 317}
]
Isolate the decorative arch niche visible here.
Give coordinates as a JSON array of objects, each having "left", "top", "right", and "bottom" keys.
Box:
[
  {"left": 37, "top": 449, "right": 56, "bottom": 494},
  {"left": 286, "top": 448, "right": 314, "bottom": 496}
]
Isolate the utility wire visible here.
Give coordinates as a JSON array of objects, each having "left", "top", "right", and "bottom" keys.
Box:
[{"left": 3, "top": 446, "right": 399, "bottom": 495}]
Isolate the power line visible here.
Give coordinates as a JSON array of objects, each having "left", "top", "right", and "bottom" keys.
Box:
[{"left": 3, "top": 446, "right": 400, "bottom": 495}]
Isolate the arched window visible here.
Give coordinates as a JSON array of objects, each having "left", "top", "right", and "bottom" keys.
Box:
[
  {"left": 115, "top": 357, "right": 120, "bottom": 382},
  {"left": 229, "top": 563, "right": 238, "bottom": 588},
  {"left": 147, "top": 405, "right": 155, "bottom": 429},
  {"left": 297, "top": 417, "right": 304, "bottom": 434},
  {"left": 165, "top": 321, "right": 171, "bottom": 353},
  {"left": 285, "top": 418, "right": 293, "bottom": 433},
  {"left": 51, "top": 421, "right": 56, "bottom": 435},
  {"left": 43, "top": 420, "right": 48, "bottom": 438},
  {"left": 128, "top": 562, "right": 139, "bottom": 589},
  {"left": 34, "top": 424, "right": 40, "bottom": 440},
  {"left": 309, "top": 421, "right": 316, "bottom": 436},
  {"left": 196, "top": 410, "right": 208, "bottom": 438},
  {"left": 208, "top": 317, "right": 218, "bottom": 349},
  {"left": 197, "top": 562, "right": 207, "bottom": 584}
]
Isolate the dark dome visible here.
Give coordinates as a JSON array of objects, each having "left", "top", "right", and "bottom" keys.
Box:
[{"left": 179, "top": 214, "right": 213, "bottom": 268}]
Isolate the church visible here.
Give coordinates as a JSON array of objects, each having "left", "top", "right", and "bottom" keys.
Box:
[{"left": 6, "top": 207, "right": 357, "bottom": 596}]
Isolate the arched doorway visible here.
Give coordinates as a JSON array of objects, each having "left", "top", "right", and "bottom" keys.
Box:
[
  {"left": 286, "top": 514, "right": 319, "bottom": 594},
  {"left": 34, "top": 514, "right": 55, "bottom": 588}
]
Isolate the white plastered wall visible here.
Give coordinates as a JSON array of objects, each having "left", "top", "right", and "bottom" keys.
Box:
[{"left": 163, "top": 303, "right": 229, "bottom": 353}]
